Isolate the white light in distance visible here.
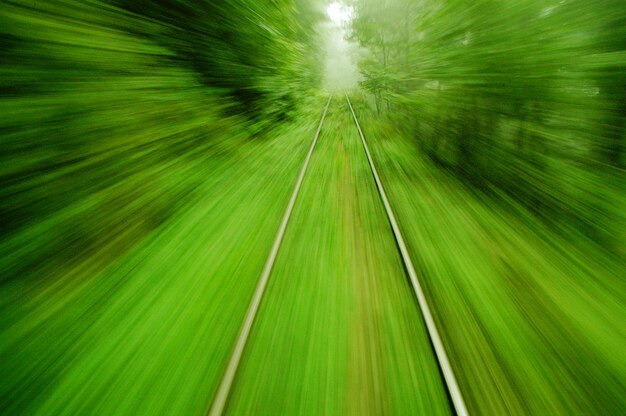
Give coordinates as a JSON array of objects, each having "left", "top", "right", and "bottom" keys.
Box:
[{"left": 327, "top": 2, "right": 353, "bottom": 25}]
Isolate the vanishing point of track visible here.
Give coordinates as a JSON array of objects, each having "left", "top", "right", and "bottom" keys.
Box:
[{"left": 208, "top": 95, "right": 469, "bottom": 416}]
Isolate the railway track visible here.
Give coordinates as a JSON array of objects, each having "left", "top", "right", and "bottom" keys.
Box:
[{"left": 208, "top": 95, "right": 468, "bottom": 416}]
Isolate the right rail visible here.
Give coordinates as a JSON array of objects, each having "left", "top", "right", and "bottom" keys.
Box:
[{"left": 346, "top": 95, "right": 470, "bottom": 416}]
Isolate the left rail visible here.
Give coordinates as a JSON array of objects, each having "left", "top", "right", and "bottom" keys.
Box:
[{"left": 207, "top": 96, "right": 332, "bottom": 416}]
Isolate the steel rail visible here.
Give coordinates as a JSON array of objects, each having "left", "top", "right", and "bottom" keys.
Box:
[
  {"left": 346, "top": 95, "right": 470, "bottom": 416},
  {"left": 208, "top": 96, "right": 332, "bottom": 416}
]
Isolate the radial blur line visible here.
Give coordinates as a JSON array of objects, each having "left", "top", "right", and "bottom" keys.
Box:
[
  {"left": 346, "top": 95, "right": 470, "bottom": 416},
  {"left": 208, "top": 96, "right": 332, "bottom": 416}
]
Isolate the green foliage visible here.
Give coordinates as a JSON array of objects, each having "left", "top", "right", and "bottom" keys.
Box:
[
  {"left": 0, "top": 0, "right": 323, "bottom": 279},
  {"left": 349, "top": 0, "right": 625, "bottom": 247},
  {"left": 1, "top": 1, "right": 623, "bottom": 415},
  {"left": 113, "top": 0, "right": 322, "bottom": 119}
]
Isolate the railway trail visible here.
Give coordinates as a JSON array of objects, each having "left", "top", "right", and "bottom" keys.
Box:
[{"left": 210, "top": 97, "right": 457, "bottom": 415}]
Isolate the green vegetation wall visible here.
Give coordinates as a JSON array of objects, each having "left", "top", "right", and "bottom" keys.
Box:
[
  {"left": 0, "top": 0, "right": 322, "bottom": 280},
  {"left": 350, "top": 0, "right": 625, "bottom": 248},
  {"left": 115, "top": 0, "right": 323, "bottom": 118}
]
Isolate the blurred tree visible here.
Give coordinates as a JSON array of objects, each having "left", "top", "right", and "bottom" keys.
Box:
[
  {"left": 115, "top": 0, "right": 323, "bottom": 120},
  {"left": 349, "top": 0, "right": 625, "bottom": 243}
]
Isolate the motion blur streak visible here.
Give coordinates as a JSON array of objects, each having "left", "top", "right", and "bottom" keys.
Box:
[{"left": 0, "top": 0, "right": 624, "bottom": 415}]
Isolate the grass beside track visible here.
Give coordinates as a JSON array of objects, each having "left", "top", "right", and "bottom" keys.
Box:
[
  {"left": 349, "top": 96, "right": 626, "bottom": 415},
  {"left": 0, "top": 104, "right": 325, "bottom": 415}
]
